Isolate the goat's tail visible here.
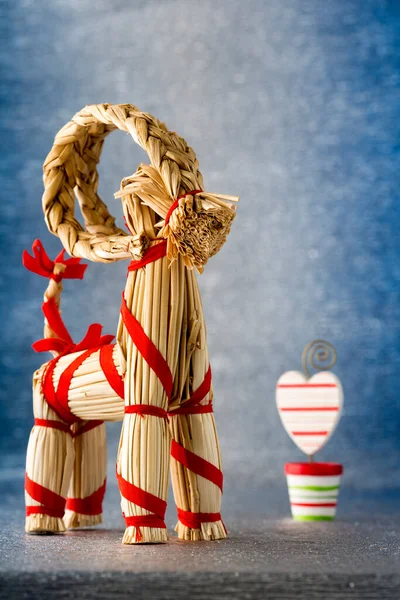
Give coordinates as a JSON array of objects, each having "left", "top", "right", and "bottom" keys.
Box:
[{"left": 22, "top": 239, "right": 87, "bottom": 355}]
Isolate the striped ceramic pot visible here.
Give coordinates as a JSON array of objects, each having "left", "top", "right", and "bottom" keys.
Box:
[{"left": 285, "top": 462, "right": 343, "bottom": 521}]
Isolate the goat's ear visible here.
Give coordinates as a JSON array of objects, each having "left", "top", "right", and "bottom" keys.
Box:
[{"left": 115, "top": 165, "right": 173, "bottom": 221}]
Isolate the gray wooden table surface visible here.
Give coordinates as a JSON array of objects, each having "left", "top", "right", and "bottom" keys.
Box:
[{"left": 1, "top": 500, "right": 399, "bottom": 599}]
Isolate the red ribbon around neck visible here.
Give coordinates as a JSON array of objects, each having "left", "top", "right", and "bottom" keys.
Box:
[
  {"left": 164, "top": 190, "right": 203, "bottom": 225},
  {"left": 127, "top": 240, "right": 168, "bottom": 273},
  {"left": 22, "top": 239, "right": 87, "bottom": 282},
  {"left": 32, "top": 298, "right": 114, "bottom": 355}
]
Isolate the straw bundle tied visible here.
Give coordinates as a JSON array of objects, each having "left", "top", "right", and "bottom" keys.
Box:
[
  {"left": 169, "top": 266, "right": 225, "bottom": 541},
  {"left": 23, "top": 103, "right": 238, "bottom": 544},
  {"left": 115, "top": 164, "right": 237, "bottom": 272},
  {"left": 25, "top": 368, "right": 74, "bottom": 534},
  {"left": 53, "top": 345, "right": 125, "bottom": 422}
]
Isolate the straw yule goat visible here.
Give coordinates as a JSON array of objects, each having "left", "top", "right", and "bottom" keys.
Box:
[{"left": 24, "top": 103, "right": 238, "bottom": 544}]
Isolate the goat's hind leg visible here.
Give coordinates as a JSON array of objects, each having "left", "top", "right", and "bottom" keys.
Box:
[
  {"left": 64, "top": 421, "right": 107, "bottom": 529},
  {"left": 25, "top": 367, "right": 74, "bottom": 534}
]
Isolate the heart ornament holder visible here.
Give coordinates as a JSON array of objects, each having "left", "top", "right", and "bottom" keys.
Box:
[{"left": 276, "top": 340, "right": 344, "bottom": 521}]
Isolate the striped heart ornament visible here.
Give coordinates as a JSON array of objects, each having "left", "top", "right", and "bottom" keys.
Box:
[{"left": 276, "top": 370, "right": 343, "bottom": 456}]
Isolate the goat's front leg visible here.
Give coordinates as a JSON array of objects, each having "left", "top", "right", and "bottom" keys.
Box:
[
  {"left": 117, "top": 413, "right": 170, "bottom": 544},
  {"left": 116, "top": 262, "right": 171, "bottom": 544},
  {"left": 169, "top": 268, "right": 226, "bottom": 541},
  {"left": 170, "top": 411, "right": 226, "bottom": 541}
]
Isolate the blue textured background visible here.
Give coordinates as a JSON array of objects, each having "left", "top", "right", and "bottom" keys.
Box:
[{"left": 1, "top": 0, "right": 399, "bottom": 515}]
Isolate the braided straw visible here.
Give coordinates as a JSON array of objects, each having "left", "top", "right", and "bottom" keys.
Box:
[{"left": 43, "top": 103, "right": 207, "bottom": 263}]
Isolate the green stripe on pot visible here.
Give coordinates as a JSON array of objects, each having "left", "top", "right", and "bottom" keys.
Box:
[
  {"left": 289, "top": 485, "right": 339, "bottom": 491},
  {"left": 289, "top": 495, "right": 338, "bottom": 500},
  {"left": 293, "top": 515, "right": 335, "bottom": 521}
]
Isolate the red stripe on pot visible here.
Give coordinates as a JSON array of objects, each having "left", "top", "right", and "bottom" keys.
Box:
[
  {"left": 290, "top": 502, "right": 337, "bottom": 507},
  {"left": 285, "top": 462, "right": 343, "bottom": 476}
]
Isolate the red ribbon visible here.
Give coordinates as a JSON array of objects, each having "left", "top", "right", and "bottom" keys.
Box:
[
  {"left": 120, "top": 294, "right": 173, "bottom": 402},
  {"left": 33, "top": 298, "right": 114, "bottom": 425},
  {"left": 66, "top": 479, "right": 106, "bottom": 516},
  {"left": 170, "top": 365, "right": 212, "bottom": 416},
  {"left": 34, "top": 418, "right": 71, "bottom": 434},
  {"left": 33, "top": 418, "right": 104, "bottom": 436},
  {"left": 42, "top": 348, "right": 101, "bottom": 424},
  {"left": 116, "top": 469, "right": 167, "bottom": 540},
  {"left": 125, "top": 405, "right": 169, "bottom": 419},
  {"left": 116, "top": 470, "right": 167, "bottom": 518},
  {"left": 99, "top": 345, "right": 125, "bottom": 398},
  {"left": 72, "top": 420, "right": 104, "bottom": 437},
  {"left": 186, "top": 365, "right": 212, "bottom": 404},
  {"left": 25, "top": 473, "right": 66, "bottom": 519},
  {"left": 33, "top": 298, "right": 114, "bottom": 355},
  {"left": 164, "top": 190, "right": 203, "bottom": 225},
  {"left": 22, "top": 239, "right": 87, "bottom": 282},
  {"left": 169, "top": 404, "right": 213, "bottom": 416},
  {"left": 176, "top": 508, "right": 223, "bottom": 530},
  {"left": 123, "top": 515, "right": 166, "bottom": 528},
  {"left": 127, "top": 240, "right": 168, "bottom": 273},
  {"left": 170, "top": 439, "right": 223, "bottom": 492},
  {"left": 123, "top": 515, "right": 166, "bottom": 542}
]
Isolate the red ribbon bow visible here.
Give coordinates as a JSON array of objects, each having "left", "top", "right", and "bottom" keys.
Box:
[
  {"left": 33, "top": 298, "right": 114, "bottom": 355},
  {"left": 22, "top": 239, "right": 87, "bottom": 282}
]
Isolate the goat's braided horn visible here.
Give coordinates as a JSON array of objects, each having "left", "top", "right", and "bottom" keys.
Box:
[{"left": 42, "top": 103, "right": 204, "bottom": 263}]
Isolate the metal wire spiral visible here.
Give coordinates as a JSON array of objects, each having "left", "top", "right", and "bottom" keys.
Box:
[{"left": 302, "top": 340, "right": 337, "bottom": 379}]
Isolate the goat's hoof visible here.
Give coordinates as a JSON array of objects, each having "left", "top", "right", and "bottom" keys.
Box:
[
  {"left": 64, "top": 510, "right": 103, "bottom": 529},
  {"left": 25, "top": 515, "right": 66, "bottom": 534},
  {"left": 175, "top": 519, "right": 227, "bottom": 541},
  {"left": 122, "top": 526, "right": 168, "bottom": 544}
]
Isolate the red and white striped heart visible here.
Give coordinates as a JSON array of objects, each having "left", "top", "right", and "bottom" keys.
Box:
[{"left": 276, "top": 371, "right": 343, "bottom": 456}]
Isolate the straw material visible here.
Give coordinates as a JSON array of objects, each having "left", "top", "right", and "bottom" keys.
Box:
[
  {"left": 115, "top": 164, "right": 237, "bottom": 272},
  {"left": 25, "top": 369, "right": 74, "bottom": 534},
  {"left": 25, "top": 103, "right": 238, "bottom": 544},
  {"left": 52, "top": 345, "right": 125, "bottom": 422},
  {"left": 42, "top": 104, "right": 205, "bottom": 263},
  {"left": 169, "top": 268, "right": 226, "bottom": 541},
  {"left": 116, "top": 227, "right": 174, "bottom": 544},
  {"left": 25, "top": 257, "right": 74, "bottom": 534},
  {"left": 63, "top": 421, "right": 107, "bottom": 529}
]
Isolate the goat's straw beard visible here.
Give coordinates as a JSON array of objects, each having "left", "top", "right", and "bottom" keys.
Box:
[{"left": 161, "top": 193, "right": 237, "bottom": 273}]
